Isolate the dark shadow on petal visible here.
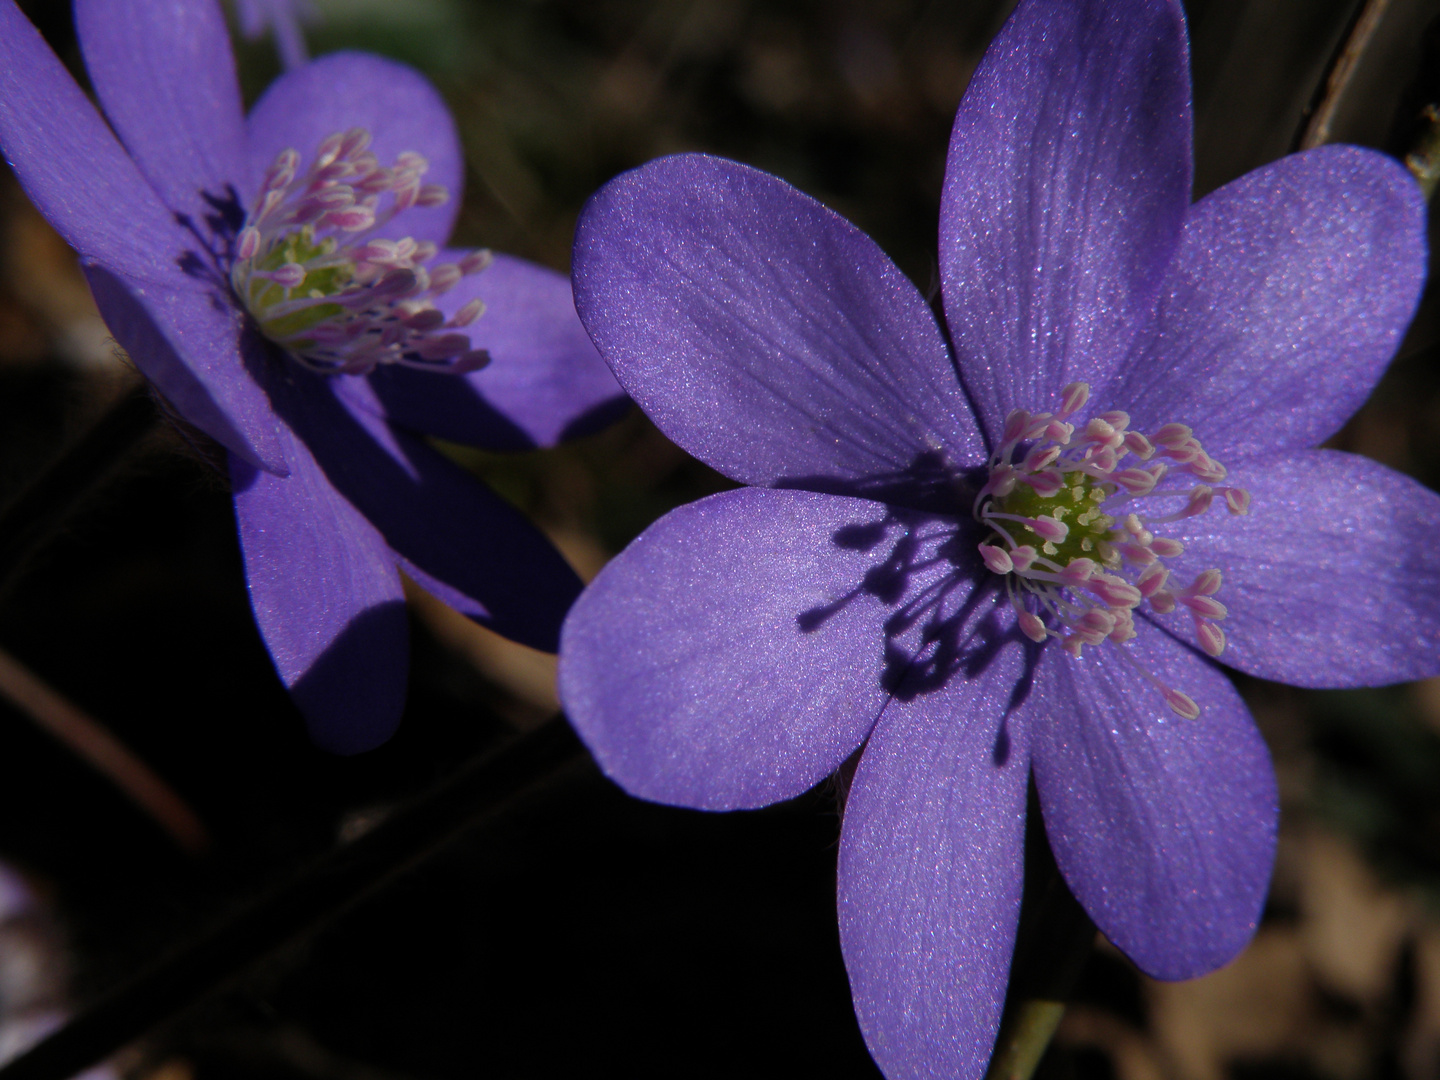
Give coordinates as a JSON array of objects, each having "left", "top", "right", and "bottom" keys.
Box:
[
  {"left": 798, "top": 463, "right": 1041, "bottom": 718},
  {"left": 359, "top": 366, "right": 631, "bottom": 451},
  {"left": 775, "top": 451, "right": 985, "bottom": 515},
  {"left": 292, "top": 599, "right": 410, "bottom": 755},
  {"left": 84, "top": 264, "right": 255, "bottom": 462},
  {"left": 365, "top": 364, "right": 536, "bottom": 449},
  {"left": 559, "top": 394, "right": 633, "bottom": 443},
  {"left": 263, "top": 361, "right": 582, "bottom": 653},
  {"left": 174, "top": 184, "right": 247, "bottom": 285}
]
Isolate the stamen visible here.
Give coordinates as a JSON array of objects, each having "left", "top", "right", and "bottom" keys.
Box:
[
  {"left": 230, "top": 127, "right": 494, "bottom": 377},
  {"left": 974, "top": 382, "right": 1244, "bottom": 718}
]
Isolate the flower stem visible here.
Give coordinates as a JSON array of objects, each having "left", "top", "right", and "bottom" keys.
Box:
[
  {"left": 984, "top": 797, "right": 1097, "bottom": 1080},
  {"left": 0, "top": 717, "right": 589, "bottom": 1080},
  {"left": 985, "top": 1000, "right": 1068, "bottom": 1080},
  {"left": 1297, "top": 0, "right": 1393, "bottom": 151},
  {"left": 0, "top": 376, "right": 156, "bottom": 599}
]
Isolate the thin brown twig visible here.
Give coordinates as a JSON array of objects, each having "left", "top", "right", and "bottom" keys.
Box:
[
  {"left": 1298, "top": 0, "right": 1394, "bottom": 150},
  {"left": 0, "top": 646, "right": 209, "bottom": 854}
]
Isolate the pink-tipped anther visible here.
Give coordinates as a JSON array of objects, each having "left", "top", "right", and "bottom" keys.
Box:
[
  {"left": 1002, "top": 409, "right": 1032, "bottom": 444},
  {"left": 1223, "top": 487, "right": 1252, "bottom": 515},
  {"left": 1149, "top": 537, "right": 1184, "bottom": 558},
  {"left": 1123, "top": 431, "right": 1155, "bottom": 459},
  {"left": 1163, "top": 688, "right": 1201, "bottom": 720},
  {"left": 1088, "top": 576, "right": 1141, "bottom": 610},
  {"left": 1195, "top": 620, "right": 1226, "bottom": 658},
  {"left": 1044, "top": 419, "right": 1075, "bottom": 444},
  {"left": 1058, "top": 382, "right": 1089, "bottom": 419},
  {"left": 1018, "top": 610, "right": 1048, "bottom": 643},
  {"left": 1098, "top": 410, "right": 1130, "bottom": 430},
  {"left": 1113, "top": 467, "right": 1158, "bottom": 496},
  {"left": 1028, "top": 516, "right": 1068, "bottom": 543},
  {"left": 1152, "top": 423, "right": 1192, "bottom": 450},
  {"left": 1187, "top": 569, "right": 1223, "bottom": 596},
  {"left": 1136, "top": 563, "right": 1169, "bottom": 598},
  {"left": 1076, "top": 609, "right": 1117, "bottom": 639},
  {"left": 979, "top": 544, "right": 1014, "bottom": 575},
  {"left": 1010, "top": 546, "right": 1038, "bottom": 572},
  {"left": 1180, "top": 594, "right": 1227, "bottom": 621},
  {"left": 1022, "top": 444, "right": 1062, "bottom": 472},
  {"left": 1023, "top": 470, "right": 1065, "bottom": 499}
]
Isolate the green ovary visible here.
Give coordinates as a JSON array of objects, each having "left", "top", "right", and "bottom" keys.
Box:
[
  {"left": 995, "top": 477, "right": 1116, "bottom": 564},
  {"left": 242, "top": 227, "right": 352, "bottom": 342}
]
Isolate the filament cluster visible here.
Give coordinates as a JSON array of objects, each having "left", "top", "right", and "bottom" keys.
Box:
[
  {"left": 975, "top": 382, "right": 1250, "bottom": 718},
  {"left": 231, "top": 128, "right": 493, "bottom": 375}
]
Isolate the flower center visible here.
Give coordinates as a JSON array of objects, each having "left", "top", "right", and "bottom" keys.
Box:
[
  {"left": 231, "top": 128, "right": 493, "bottom": 376},
  {"left": 974, "top": 382, "right": 1250, "bottom": 720}
]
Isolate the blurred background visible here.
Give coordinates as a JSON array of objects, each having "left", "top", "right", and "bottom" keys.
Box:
[{"left": 1, "top": 0, "right": 1439, "bottom": 1077}]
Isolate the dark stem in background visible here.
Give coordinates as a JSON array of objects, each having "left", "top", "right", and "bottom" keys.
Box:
[
  {"left": 1296, "top": 0, "right": 1394, "bottom": 150},
  {"left": 983, "top": 790, "right": 1097, "bottom": 1080},
  {"left": 0, "top": 717, "right": 591, "bottom": 1080},
  {"left": 0, "top": 646, "right": 210, "bottom": 854},
  {"left": 0, "top": 375, "right": 157, "bottom": 599}
]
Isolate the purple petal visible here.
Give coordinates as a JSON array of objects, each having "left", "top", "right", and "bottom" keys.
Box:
[
  {"left": 1029, "top": 631, "right": 1277, "bottom": 981},
  {"left": 334, "top": 253, "right": 626, "bottom": 448},
  {"left": 1110, "top": 146, "right": 1427, "bottom": 459},
  {"left": 0, "top": 3, "right": 286, "bottom": 473},
  {"left": 837, "top": 632, "right": 1032, "bottom": 1080},
  {"left": 267, "top": 365, "right": 582, "bottom": 652},
  {"left": 84, "top": 267, "right": 288, "bottom": 474},
  {"left": 245, "top": 52, "right": 462, "bottom": 245},
  {"left": 230, "top": 430, "right": 408, "bottom": 755},
  {"left": 560, "top": 487, "right": 954, "bottom": 810},
  {"left": 74, "top": 0, "right": 246, "bottom": 225},
  {"left": 940, "top": 0, "right": 1191, "bottom": 442},
  {"left": 236, "top": 0, "right": 315, "bottom": 69},
  {"left": 1159, "top": 450, "right": 1440, "bottom": 687},
  {"left": 573, "top": 153, "right": 986, "bottom": 495},
  {"left": 0, "top": 0, "right": 195, "bottom": 277}
]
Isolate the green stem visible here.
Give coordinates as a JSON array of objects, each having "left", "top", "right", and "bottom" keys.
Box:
[
  {"left": 985, "top": 1000, "right": 1069, "bottom": 1080},
  {"left": 984, "top": 796, "right": 1097, "bottom": 1080}
]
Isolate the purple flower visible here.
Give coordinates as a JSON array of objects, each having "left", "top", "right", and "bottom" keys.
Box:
[
  {"left": 235, "top": 0, "right": 315, "bottom": 70},
  {"left": 0, "top": 0, "right": 624, "bottom": 753},
  {"left": 558, "top": 0, "right": 1439, "bottom": 1075}
]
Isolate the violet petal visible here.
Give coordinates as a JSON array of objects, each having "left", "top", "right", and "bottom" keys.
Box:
[
  {"left": 0, "top": 2, "right": 287, "bottom": 473},
  {"left": 1111, "top": 145, "right": 1427, "bottom": 459},
  {"left": 271, "top": 366, "right": 581, "bottom": 652},
  {"left": 74, "top": 0, "right": 247, "bottom": 225},
  {"left": 230, "top": 430, "right": 408, "bottom": 755},
  {"left": 573, "top": 153, "right": 986, "bottom": 495},
  {"left": 1030, "top": 632, "right": 1277, "bottom": 980},
  {"left": 84, "top": 266, "right": 291, "bottom": 475},
  {"left": 1160, "top": 449, "right": 1440, "bottom": 687},
  {"left": 559, "top": 487, "right": 932, "bottom": 810},
  {"left": 334, "top": 252, "right": 626, "bottom": 448},
  {"left": 838, "top": 632, "right": 1032, "bottom": 1080},
  {"left": 940, "top": 0, "right": 1190, "bottom": 443},
  {"left": 245, "top": 51, "right": 462, "bottom": 246}
]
